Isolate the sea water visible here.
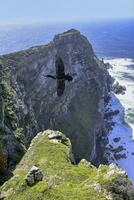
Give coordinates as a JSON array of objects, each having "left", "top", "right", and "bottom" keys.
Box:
[{"left": 105, "top": 58, "right": 134, "bottom": 184}]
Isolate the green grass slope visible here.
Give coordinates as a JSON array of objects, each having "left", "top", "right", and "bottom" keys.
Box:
[{"left": 0, "top": 130, "right": 134, "bottom": 200}]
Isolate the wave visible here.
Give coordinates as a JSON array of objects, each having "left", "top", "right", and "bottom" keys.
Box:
[{"left": 105, "top": 58, "right": 134, "bottom": 184}]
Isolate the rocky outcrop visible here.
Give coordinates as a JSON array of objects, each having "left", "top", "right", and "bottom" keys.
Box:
[
  {"left": 0, "top": 29, "right": 112, "bottom": 171},
  {"left": 112, "top": 81, "right": 126, "bottom": 95},
  {"left": 0, "top": 130, "right": 134, "bottom": 200},
  {"left": 25, "top": 166, "right": 43, "bottom": 186}
]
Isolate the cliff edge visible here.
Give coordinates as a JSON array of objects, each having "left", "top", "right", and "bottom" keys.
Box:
[{"left": 1, "top": 130, "right": 134, "bottom": 200}]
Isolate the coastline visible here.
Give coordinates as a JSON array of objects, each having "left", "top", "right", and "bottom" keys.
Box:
[{"left": 105, "top": 58, "right": 134, "bottom": 184}]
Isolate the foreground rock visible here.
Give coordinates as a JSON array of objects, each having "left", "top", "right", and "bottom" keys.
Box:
[
  {"left": 25, "top": 166, "right": 43, "bottom": 186},
  {"left": 104, "top": 62, "right": 113, "bottom": 70},
  {"left": 0, "top": 130, "right": 134, "bottom": 200}
]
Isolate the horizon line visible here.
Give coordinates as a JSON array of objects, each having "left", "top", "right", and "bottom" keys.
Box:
[{"left": 0, "top": 16, "right": 134, "bottom": 26}]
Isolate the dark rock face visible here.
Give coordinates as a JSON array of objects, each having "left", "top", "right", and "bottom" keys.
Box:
[{"left": 0, "top": 29, "right": 112, "bottom": 169}]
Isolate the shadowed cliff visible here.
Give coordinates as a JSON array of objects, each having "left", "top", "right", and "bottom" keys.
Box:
[{"left": 0, "top": 29, "right": 112, "bottom": 173}]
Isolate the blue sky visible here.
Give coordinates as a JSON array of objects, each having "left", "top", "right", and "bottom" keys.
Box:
[{"left": 0, "top": 0, "right": 134, "bottom": 24}]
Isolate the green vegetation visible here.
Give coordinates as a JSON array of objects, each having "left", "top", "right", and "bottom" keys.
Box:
[
  {"left": 1, "top": 130, "right": 133, "bottom": 200},
  {"left": 0, "top": 143, "right": 7, "bottom": 173},
  {"left": 1, "top": 80, "right": 16, "bottom": 129},
  {"left": 0, "top": 62, "right": 25, "bottom": 168}
]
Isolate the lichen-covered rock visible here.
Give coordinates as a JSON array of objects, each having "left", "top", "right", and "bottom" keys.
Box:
[
  {"left": 47, "top": 130, "right": 70, "bottom": 145},
  {"left": 79, "top": 158, "right": 94, "bottom": 168},
  {"left": 104, "top": 163, "right": 126, "bottom": 179},
  {"left": 25, "top": 166, "right": 43, "bottom": 186}
]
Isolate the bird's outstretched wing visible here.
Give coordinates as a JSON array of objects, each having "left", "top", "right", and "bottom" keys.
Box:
[
  {"left": 55, "top": 57, "right": 65, "bottom": 79},
  {"left": 57, "top": 79, "right": 65, "bottom": 96},
  {"left": 46, "top": 75, "right": 56, "bottom": 79}
]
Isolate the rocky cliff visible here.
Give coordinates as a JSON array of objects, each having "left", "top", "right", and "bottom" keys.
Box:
[{"left": 0, "top": 29, "right": 112, "bottom": 174}]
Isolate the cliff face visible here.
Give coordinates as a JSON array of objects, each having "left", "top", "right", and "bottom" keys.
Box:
[{"left": 0, "top": 29, "right": 112, "bottom": 170}]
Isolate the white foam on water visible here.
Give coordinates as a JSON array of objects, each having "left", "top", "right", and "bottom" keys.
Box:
[{"left": 105, "top": 58, "right": 134, "bottom": 184}]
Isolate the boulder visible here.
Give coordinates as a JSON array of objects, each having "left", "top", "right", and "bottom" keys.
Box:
[
  {"left": 112, "top": 81, "right": 126, "bottom": 95},
  {"left": 47, "top": 130, "right": 69, "bottom": 145},
  {"left": 113, "top": 137, "right": 121, "bottom": 143},
  {"left": 104, "top": 163, "right": 126, "bottom": 179},
  {"left": 25, "top": 166, "right": 43, "bottom": 186},
  {"left": 47, "top": 131, "right": 63, "bottom": 140},
  {"left": 104, "top": 62, "right": 113, "bottom": 69},
  {"left": 79, "top": 159, "right": 94, "bottom": 168}
]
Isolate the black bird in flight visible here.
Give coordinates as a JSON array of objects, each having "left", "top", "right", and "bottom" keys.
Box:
[{"left": 46, "top": 55, "right": 73, "bottom": 96}]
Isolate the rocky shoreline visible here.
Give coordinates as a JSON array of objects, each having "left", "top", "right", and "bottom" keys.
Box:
[{"left": 105, "top": 58, "right": 134, "bottom": 184}]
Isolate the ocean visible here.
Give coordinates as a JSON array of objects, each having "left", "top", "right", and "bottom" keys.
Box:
[
  {"left": 0, "top": 19, "right": 134, "bottom": 58},
  {"left": 1, "top": 19, "right": 134, "bottom": 183}
]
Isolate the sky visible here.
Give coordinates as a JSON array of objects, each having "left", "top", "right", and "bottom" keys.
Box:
[{"left": 0, "top": 0, "right": 134, "bottom": 24}]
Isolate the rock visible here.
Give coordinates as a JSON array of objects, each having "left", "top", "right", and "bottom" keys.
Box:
[
  {"left": 104, "top": 109, "right": 119, "bottom": 120},
  {"left": 111, "top": 145, "right": 126, "bottom": 153},
  {"left": 91, "top": 183, "right": 102, "bottom": 192},
  {"left": 25, "top": 173, "right": 35, "bottom": 186},
  {"left": 104, "top": 163, "right": 126, "bottom": 179},
  {"left": 79, "top": 159, "right": 94, "bottom": 168},
  {"left": 69, "top": 151, "right": 76, "bottom": 164},
  {"left": 106, "top": 165, "right": 134, "bottom": 200},
  {"left": 114, "top": 153, "right": 127, "bottom": 160},
  {"left": 34, "top": 170, "right": 43, "bottom": 181},
  {"left": 104, "top": 62, "right": 113, "bottom": 70},
  {"left": 47, "top": 130, "right": 69, "bottom": 145},
  {"left": 0, "top": 192, "right": 5, "bottom": 200},
  {"left": 113, "top": 137, "right": 121, "bottom": 143},
  {"left": 25, "top": 166, "right": 43, "bottom": 186},
  {"left": 47, "top": 131, "right": 63, "bottom": 140},
  {"left": 112, "top": 81, "right": 126, "bottom": 95}
]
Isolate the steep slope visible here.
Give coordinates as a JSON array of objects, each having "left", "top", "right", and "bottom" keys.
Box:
[
  {"left": 1, "top": 130, "right": 134, "bottom": 200},
  {"left": 0, "top": 29, "right": 112, "bottom": 172}
]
